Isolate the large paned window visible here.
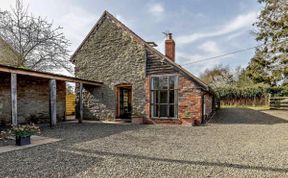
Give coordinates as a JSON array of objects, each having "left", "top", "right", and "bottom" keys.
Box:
[{"left": 150, "top": 75, "right": 178, "bottom": 119}]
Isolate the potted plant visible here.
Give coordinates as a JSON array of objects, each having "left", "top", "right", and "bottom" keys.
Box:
[
  {"left": 132, "top": 112, "right": 144, "bottom": 124},
  {"left": 181, "top": 111, "right": 193, "bottom": 125},
  {"left": 11, "top": 124, "right": 40, "bottom": 146},
  {"left": 183, "top": 110, "right": 192, "bottom": 119}
]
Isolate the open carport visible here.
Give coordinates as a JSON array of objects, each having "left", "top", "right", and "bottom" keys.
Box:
[{"left": 0, "top": 64, "right": 102, "bottom": 127}]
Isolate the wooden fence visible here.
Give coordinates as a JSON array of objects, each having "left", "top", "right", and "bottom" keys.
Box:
[
  {"left": 220, "top": 96, "right": 269, "bottom": 106},
  {"left": 270, "top": 97, "right": 288, "bottom": 110},
  {"left": 66, "top": 93, "right": 76, "bottom": 115}
]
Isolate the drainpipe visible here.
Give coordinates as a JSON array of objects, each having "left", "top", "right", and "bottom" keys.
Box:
[{"left": 201, "top": 92, "right": 207, "bottom": 124}]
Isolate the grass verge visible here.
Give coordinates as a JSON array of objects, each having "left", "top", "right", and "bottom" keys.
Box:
[{"left": 221, "top": 105, "right": 270, "bottom": 110}]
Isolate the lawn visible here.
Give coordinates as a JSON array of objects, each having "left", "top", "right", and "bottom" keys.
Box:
[{"left": 221, "top": 105, "right": 270, "bottom": 110}]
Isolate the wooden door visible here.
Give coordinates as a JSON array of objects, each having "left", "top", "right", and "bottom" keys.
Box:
[{"left": 118, "top": 87, "right": 132, "bottom": 119}]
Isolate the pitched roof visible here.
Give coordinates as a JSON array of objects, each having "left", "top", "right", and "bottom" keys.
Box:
[{"left": 71, "top": 10, "right": 213, "bottom": 92}]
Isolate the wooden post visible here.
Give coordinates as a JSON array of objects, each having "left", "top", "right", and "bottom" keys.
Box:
[
  {"left": 63, "top": 82, "right": 67, "bottom": 122},
  {"left": 11, "top": 73, "right": 17, "bottom": 126},
  {"left": 49, "top": 79, "right": 57, "bottom": 127},
  {"left": 268, "top": 94, "right": 271, "bottom": 108},
  {"left": 78, "top": 83, "right": 83, "bottom": 123}
]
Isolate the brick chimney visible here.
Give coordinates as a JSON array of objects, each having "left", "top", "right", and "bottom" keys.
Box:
[{"left": 165, "top": 33, "right": 175, "bottom": 62}]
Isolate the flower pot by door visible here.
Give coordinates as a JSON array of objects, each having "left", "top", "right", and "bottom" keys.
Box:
[{"left": 16, "top": 136, "right": 31, "bottom": 146}]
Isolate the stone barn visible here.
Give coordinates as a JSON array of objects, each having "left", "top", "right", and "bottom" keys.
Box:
[{"left": 71, "top": 11, "right": 216, "bottom": 125}]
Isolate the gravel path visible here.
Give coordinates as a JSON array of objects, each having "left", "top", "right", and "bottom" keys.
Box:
[{"left": 0, "top": 108, "right": 288, "bottom": 177}]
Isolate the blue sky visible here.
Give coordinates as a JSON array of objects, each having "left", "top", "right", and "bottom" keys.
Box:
[{"left": 0, "top": 0, "right": 262, "bottom": 76}]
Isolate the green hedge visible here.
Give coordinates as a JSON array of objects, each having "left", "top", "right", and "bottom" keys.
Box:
[
  {"left": 267, "top": 86, "right": 288, "bottom": 96},
  {"left": 215, "top": 84, "right": 268, "bottom": 99},
  {"left": 215, "top": 84, "right": 288, "bottom": 99}
]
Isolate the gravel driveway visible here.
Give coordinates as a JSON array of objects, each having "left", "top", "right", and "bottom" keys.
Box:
[{"left": 1, "top": 108, "right": 288, "bottom": 177}]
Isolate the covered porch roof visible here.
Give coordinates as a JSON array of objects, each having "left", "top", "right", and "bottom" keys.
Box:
[{"left": 0, "top": 64, "right": 103, "bottom": 86}]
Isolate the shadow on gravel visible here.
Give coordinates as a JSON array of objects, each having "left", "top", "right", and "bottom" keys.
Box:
[
  {"left": 0, "top": 147, "right": 105, "bottom": 178},
  {"left": 67, "top": 148, "right": 288, "bottom": 173},
  {"left": 0, "top": 122, "right": 146, "bottom": 178},
  {"left": 211, "top": 108, "right": 288, "bottom": 125},
  {"left": 40, "top": 122, "right": 147, "bottom": 145}
]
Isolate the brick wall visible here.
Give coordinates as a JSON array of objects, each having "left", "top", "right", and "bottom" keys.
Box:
[
  {"left": 0, "top": 73, "right": 66, "bottom": 125},
  {"left": 204, "top": 93, "right": 213, "bottom": 117},
  {"left": 144, "top": 76, "right": 150, "bottom": 121},
  {"left": 178, "top": 75, "right": 203, "bottom": 124},
  {"left": 144, "top": 74, "right": 210, "bottom": 125},
  {"left": 0, "top": 73, "right": 11, "bottom": 124}
]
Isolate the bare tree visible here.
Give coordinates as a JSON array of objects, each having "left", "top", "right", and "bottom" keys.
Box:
[
  {"left": 200, "top": 65, "right": 234, "bottom": 89},
  {"left": 0, "top": 0, "right": 71, "bottom": 72}
]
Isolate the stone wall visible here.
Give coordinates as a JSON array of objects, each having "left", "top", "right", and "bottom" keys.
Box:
[
  {"left": 73, "top": 16, "right": 146, "bottom": 120},
  {"left": 0, "top": 37, "right": 19, "bottom": 67},
  {"left": 0, "top": 73, "right": 66, "bottom": 125},
  {"left": 71, "top": 12, "right": 215, "bottom": 124}
]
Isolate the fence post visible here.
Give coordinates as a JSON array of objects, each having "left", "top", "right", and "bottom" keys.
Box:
[{"left": 268, "top": 94, "right": 271, "bottom": 107}]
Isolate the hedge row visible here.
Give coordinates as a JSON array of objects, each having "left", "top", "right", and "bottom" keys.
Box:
[{"left": 215, "top": 84, "right": 288, "bottom": 99}]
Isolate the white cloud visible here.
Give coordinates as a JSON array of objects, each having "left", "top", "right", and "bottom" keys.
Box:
[
  {"left": 148, "top": 3, "right": 164, "bottom": 16},
  {"left": 115, "top": 14, "right": 134, "bottom": 29},
  {"left": 176, "top": 11, "right": 257, "bottom": 45},
  {"left": 177, "top": 41, "right": 228, "bottom": 76},
  {"left": 0, "top": 1, "right": 16, "bottom": 10},
  {"left": 58, "top": 7, "right": 99, "bottom": 51},
  {"left": 198, "top": 41, "right": 222, "bottom": 55},
  {"left": 177, "top": 52, "right": 205, "bottom": 64},
  {"left": 225, "top": 31, "right": 246, "bottom": 40},
  {"left": 177, "top": 51, "right": 224, "bottom": 76},
  {"left": 177, "top": 41, "right": 222, "bottom": 64}
]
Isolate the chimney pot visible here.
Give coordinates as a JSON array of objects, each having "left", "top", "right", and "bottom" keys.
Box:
[
  {"left": 168, "top": 33, "right": 172, "bottom": 39},
  {"left": 165, "top": 33, "right": 175, "bottom": 62}
]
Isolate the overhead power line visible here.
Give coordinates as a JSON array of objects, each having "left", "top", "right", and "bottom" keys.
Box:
[{"left": 181, "top": 39, "right": 288, "bottom": 66}]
